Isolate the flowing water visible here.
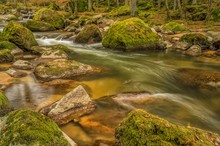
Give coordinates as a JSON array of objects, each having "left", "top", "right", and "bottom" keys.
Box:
[{"left": 1, "top": 26, "right": 220, "bottom": 145}]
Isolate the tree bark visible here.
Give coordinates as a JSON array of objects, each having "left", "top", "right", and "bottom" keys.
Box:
[
  {"left": 130, "top": 0, "right": 137, "bottom": 17},
  {"left": 158, "top": 0, "right": 161, "bottom": 9},
  {"left": 165, "top": 0, "right": 170, "bottom": 19},
  {"left": 173, "top": 0, "right": 177, "bottom": 10},
  {"left": 206, "top": 0, "right": 212, "bottom": 21},
  {"left": 74, "top": 0, "right": 78, "bottom": 14},
  {"left": 88, "top": 0, "right": 92, "bottom": 11},
  {"left": 116, "top": 0, "right": 119, "bottom": 7}
]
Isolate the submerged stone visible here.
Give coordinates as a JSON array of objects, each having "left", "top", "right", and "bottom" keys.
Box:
[
  {"left": 0, "top": 110, "right": 72, "bottom": 146},
  {"left": 102, "top": 17, "right": 161, "bottom": 51},
  {"left": 0, "top": 92, "right": 13, "bottom": 117},
  {"left": 40, "top": 85, "right": 96, "bottom": 125},
  {"left": 1, "top": 21, "right": 38, "bottom": 51},
  {"left": 116, "top": 109, "right": 220, "bottom": 146}
]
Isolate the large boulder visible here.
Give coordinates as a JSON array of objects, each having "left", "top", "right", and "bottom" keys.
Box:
[
  {"left": 116, "top": 109, "right": 220, "bottom": 146},
  {"left": 185, "top": 45, "right": 202, "bottom": 57},
  {"left": 75, "top": 24, "right": 102, "bottom": 44},
  {"left": 0, "top": 110, "right": 73, "bottom": 146},
  {"left": 1, "top": 21, "right": 38, "bottom": 51},
  {"left": 102, "top": 17, "right": 161, "bottom": 51},
  {"left": 40, "top": 85, "right": 96, "bottom": 125},
  {"left": 34, "top": 59, "right": 101, "bottom": 81},
  {"left": 0, "top": 92, "right": 13, "bottom": 117},
  {"left": 33, "top": 8, "right": 64, "bottom": 29},
  {"left": 25, "top": 20, "right": 56, "bottom": 32}
]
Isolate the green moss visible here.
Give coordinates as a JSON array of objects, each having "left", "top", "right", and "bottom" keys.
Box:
[
  {"left": 180, "top": 33, "right": 209, "bottom": 46},
  {"left": 102, "top": 17, "right": 160, "bottom": 51},
  {"left": 116, "top": 109, "right": 220, "bottom": 146},
  {"left": 25, "top": 20, "right": 56, "bottom": 32},
  {"left": 0, "top": 110, "right": 69, "bottom": 146},
  {"left": 163, "top": 22, "right": 188, "bottom": 33},
  {"left": 33, "top": 8, "right": 64, "bottom": 29},
  {"left": 75, "top": 24, "right": 102, "bottom": 44},
  {"left": 0, "top": 41, "right": 17, "bottom": 50},
  {"left": 108, "top": 6, "right": 130, "bottom": 17},
  {"left": 0, "top": 49, "right": 13, "bottom": 63},
  {"left": 0, "top": 92, "right": 13, "bottom": 117},
  {"left": 48, "top": 2, "right": 60, "bottom": 11},
  {"left": 2, "top": 21, "right": 38, "bottom": 50},
  {"left": 211, "top": 7, "right": 220, "bottom": 21}
]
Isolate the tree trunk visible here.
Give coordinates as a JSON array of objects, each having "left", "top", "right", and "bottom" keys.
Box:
[
  {"left": 206, "top": 0, "right": 212, "bottom": 21},
  {"left": 177, "top": 0, "right": 182, "bottom": 9},
  {"left": 165, "top": 0, "right": 170, "bottom": 19},
  {"left": 173, "top": 0, "right": 177, "bottom": 10},
  {"left": 116, "top": 0, "right": 119, "bottom": 7},
  {"left": 88, "top": 0, "right": 92, "bottom": 11},
  {"left": 108, "top": 0, "right": 110, "bottom": 8},
  {"left": 130, "top": 0, "right": 137, "bottom": 17},
  {"left": 74, "top": 0, "right": 78, "bottom": 15},
  {"left": 14, "top": 0, "right": 17, "bottom": 7},
  {"left": 158, "top": 0, "right": 161, "bottom": 9}
]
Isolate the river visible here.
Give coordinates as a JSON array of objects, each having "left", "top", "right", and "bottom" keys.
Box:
[{"left": 1, "top": 24, "right": 220, "bottom": 145}]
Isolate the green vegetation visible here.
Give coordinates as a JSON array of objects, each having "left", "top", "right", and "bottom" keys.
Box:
[
  {"left": 163, "top": 22, "right": 188, "bottom": 33},
  {"left": 0, "top": 92, "right": 13, "bottom": 117},
  {"left": 25, "top": 20, "right": 56, "bottom": 32},
  {"left": 0, "top": 41, "right": 17, "bottom": 50},
  {"left": 1, "top": 21, "right": 38, "bottom": 50},
  {"left": 33, "top": 8, "right": 64, "bottom": 29},
  {"left": 102, "top": 17, "right": 160, "bottom": 51},
  {"left": 116, "top": 109, "right": 220, "bottom": 146},
  {"left": 0, "top": 49, "right": 13, "bottom": 63},
  {"left": 180, "top": 33, "right": 209, "bottom": 46},
  {"left": 0, "top": 110, "right": 69, "bottom": 146}
]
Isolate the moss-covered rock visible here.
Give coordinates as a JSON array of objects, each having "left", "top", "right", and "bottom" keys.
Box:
[
  {"left": 2, "top": 21, "right": 38, "bottom": 51},
  {"left": 102, "top": 17, "right": 161, "bottom": 51},
  {"left": 75, "top": 24, "right": 102, "bottom": 44},
  {"left": 180, "top": 33, "right": 209, "bottom": 49},
  {"left": 108, "top": 6, "right": 130, "bottom": 17},
  {"left": 25, "top": 20, "right": 56, "bottom": 32},
  {"left": 33, "top": 8, "right": 64, "bottom": 29},
  {"left": 0, "top": 110, "right": 70, "bottom": 146},
  {"left": 0, "top": 41, "right": 17, "bottom": 50},
  {"left": 0, "top": 92, "right": 13, "bottom": 117},
  {"left": 162, "top": 22, "right": 188, "bottom": 34},
  {"left": 0, "top": 49, "right": 13, "bottom": 63},
  {"left": 34, "top": 59, "right": 101, "bottom": 81},
  {"left": 116, "top": 109, "right": 220, "bottom": 146}
]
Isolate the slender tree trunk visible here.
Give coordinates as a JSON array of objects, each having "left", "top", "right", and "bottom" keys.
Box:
[
  {"left": 116, "top": 0, "right": 119, "bottom": 7},
  {"left": 177, "top": 0, "right": 182, "bottom": 9},
  {"left": 107, "top": 0, "right": 110, "bottom": 8},
  {"left": 206, "top": 0, "right": 212, "bottom": 21},
  {"left": 173, "top": 0, "right": 177, "bottom": 10},
  {"left": 158, "top": 0, "right": 161, "bottom": 9},
  {"left": 130, "top": 0, "right": 137, "bottom": 17},
  {"left": 88, "top": 0, "right": 92, "bottom": 11},
  {"left": 14, "top": 0, "right": 17, "bottom": 7},
  {"left": 165, "top": 0, "right": 170, "bottom": 19},
  {"left": 74, "top": 0, "right": 78, "bottom": 15}
]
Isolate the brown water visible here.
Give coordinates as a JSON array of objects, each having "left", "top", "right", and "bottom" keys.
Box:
[{"left": 2, "top": 32, "right": 220, "bottom": 145}]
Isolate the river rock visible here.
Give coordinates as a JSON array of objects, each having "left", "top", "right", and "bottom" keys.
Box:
[
  {"left": 175, "top": 68, "right": 220, "bottom": 88},
  {"left": 185, "top": 45, "right": 202, "bottom": 56},
  {"left": 40, "top": 85, "right": 96, "bottom": 125},
  {"left": 0, "top": 49, "right": 13, "bottom": 63},
  {"left": 12, "top": 60, "right": 33, "bottom": 70},
  {"left": 75, "top": 24, "right": 102, "bottom": 44},
  {"left": 0, "top": 110, "right": 72, "bottom": 146},
  {"left": 116, "top": 109, "right": 220, "bottom": 146},
  {"left": 162, "top": 22, "right": 187, "bottom": 34},
  {"left": 34, "top": 59, "right": 100, "bottom": 81},
  {"left": 11, "top": 48, "right": 24, "bottom": 60},
  {"left": 1, "top": 21, "right": 38, "bottom": 51},
  {"left": 6, "top": 68, "right": 27, "bottom": 78},
  {"left": 0, "top": 92, "right": 13, "bottom": 117},
  {"left": 102, "top": 18, "right": 161, "bottom": 51},
  {"left": 25, "top": 20, "right": 56, "bottom": 32},
  {"left": 41, "top": 49, "right": 68, "bottom": 59}
]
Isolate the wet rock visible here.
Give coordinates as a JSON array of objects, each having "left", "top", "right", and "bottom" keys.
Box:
[
  {"left": 11, "top": 48, "right": 24, "bottom": 60},
  {"left": 25, "top": 20, "right": 56, "bottom": 32},
  {"left": 116, "top": 109, "right": 220, "bottom": 146},
  {"left": 41, "top": 49, "right": 68, "bottom": 59},
  {"left": 0, "top": 49, "right": 13, "bottom": 63},
  {"left": 185, "top": 45, "right": 202, "bottom": 56},
  {"left": 0, "top": 110, "right": 71, "bottom": 145},
  {"left": 12, "top": 60, "right": 33, "bottom": 70},
  {"left": 0, "top": 92, "right": 13, "bottom": 117},
  {"left": 102, "top": 18, "right": 161, "bottom": 51},
  {"left": 202, "top": 50, "right": 217, "bottom": 57},
  {"left": 0, "top": 73, "right": 14, "bottom": 90},
  {"left": 175, "top": 68, "right": 220, "bottom": 88},
  {"left": 40, "top": 85, "right": 96, "bottom": 125},
  {"left": 75, "top": 24, "right": 102, "bottom": 44},
  {"left": 0, "top": 14, "right": 18, "bottom": 21},
  {"left": 34, "top": 59, "right": 101, "bottom": 81},
  {"left": 1, "top": 21, "right": 38, "bottom": 51},
  {"left": 6, "top": 68, "right": 27, "bottom": 78}
]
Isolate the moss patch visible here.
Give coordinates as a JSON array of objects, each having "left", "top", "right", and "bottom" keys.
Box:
[
  {"left": 0, "top": 49, "right": 13, "bottom": 63},
  {"left": 116, "top": 109, "right": 220, "bottom": 146},
  {"left": 75, "top": 24, "right": 102, "bottom": 44},
  {"left": 0, "top": 92, "right": 13, "bottom": 117},
  {"left": 33, "top": 8, "right": 64, "bottom": 29},
  {"left": 108, "top": 6, "right": 130, "bottom": 17},
  {"left": 102, "top": 17, "right": 161, "bottom": 51},
  {"left": 25, "top": 20, "right": 56, "bottom": 32},
  {"left": 2, "top": 21, "right": 38, "bottom": 51},
  {"left": 180, "top": 33, "right": 209, "bottom": 48},
  {"left": 0, "top": 110, "right": 69, "bottom": 146},
  {"left": 163, "top": 22, "right": 188, "bottom": 33},
  {"left": 0, "top": 41, "right": 17, "bottom": 50}
]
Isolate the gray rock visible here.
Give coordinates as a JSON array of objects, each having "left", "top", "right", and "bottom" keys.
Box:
[
  {"left": 12, "top": 60, "right": 33, "bottom": 70},
  {"left": 185, "top": 45, "right": 202, "bottom": 57},
  {"left": 6, "top": 69, "right": 27, "bottom": 78},
  {"left": 41, "top": 85, "right": 96, "bottom": 125},
  {"left": 11, "top": 48, "right": 24, "bottom": 60},
  {"left": 41, "top": 50, "right": 68, "bottom": 59}
]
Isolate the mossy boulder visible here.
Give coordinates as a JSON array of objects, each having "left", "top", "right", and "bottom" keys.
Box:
[
  {"left": 0, "top": 110, "right": 70, "bottom": 146},
  {"left": 116, "top": 109, "right": 220, "bottom": 146},
  {"left": 0, "top": 92, "right": 13, "bottom": 117},
  {"left": 33, "top": 8, "right": 64, "bottom": 29},
  {"left": 34, "top": 59, "right": 101, "bottom": 81},
  {"left": 108, "top": 6, "right": 130, "bottom": 17},
  {"left": 0, "top": 49, "right": 13, "bottom": 63},
  {"left": 162, "top": 22, "right": 188, "bottom": 34},
  {"left": 0, "top": 41, "right": 17, "bottom": 50},
  {"left": 102, "top": 17, "right": 161, "bottom": 51},
  {"left": 180, "top": 33, "right": 210, "bottom": 49},
  {"left": 2, "top": 21, "right": 38, "bottom": 51},
  {"left": 75, "top": 24, "right": 102, "bottom": 44},
  {"left": 25, "top": 20, "right": 56, "bottom": 32}
]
